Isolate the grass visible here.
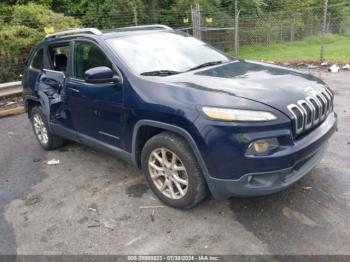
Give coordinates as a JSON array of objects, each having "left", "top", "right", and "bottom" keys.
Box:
[{"left": 236, "top": 34, "right": 350, "bottom": 63}]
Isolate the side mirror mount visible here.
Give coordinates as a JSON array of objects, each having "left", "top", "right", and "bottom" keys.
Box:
[{"left": 84, "top": 66, "right": 120, "bottom": 84}]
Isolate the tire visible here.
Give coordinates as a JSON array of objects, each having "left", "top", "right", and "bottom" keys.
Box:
[
  {"left": 30, "top": 106, "right": 64, "bottom": 150},
  {"left": 141, "top": 131, "right": 209, "bottom": 209}
]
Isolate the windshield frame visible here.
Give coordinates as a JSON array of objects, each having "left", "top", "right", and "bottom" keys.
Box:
[{"left": 104, "top": 31, "right": 235, "bottom": 77}]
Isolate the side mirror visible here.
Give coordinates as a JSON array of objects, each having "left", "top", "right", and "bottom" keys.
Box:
[{"left": 84, "top": 66, "right": 120, "bottom": 84}]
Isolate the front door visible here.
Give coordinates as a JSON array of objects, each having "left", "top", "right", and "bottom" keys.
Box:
[{"left": 66, "top": 40, "right": 125, "bottom": 148}]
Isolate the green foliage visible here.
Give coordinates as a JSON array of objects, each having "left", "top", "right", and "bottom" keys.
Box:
[
  {"left": 0, "top": 25, "right": 41, "bottom": 82},
  {"left": 220, "top": 0, "right": 267, "bottom": 15},
  {"left": 0, "top": 3, "right": 80, "bottom": 82},
  {"left": 0, "top": 0, "right": 349, "bottom": 82},
  {"left": 10, "top": 3, "right": 79, "bottom": 31},
  {"left": 238, "top": 34, "right": 350, "bottom": 62}
]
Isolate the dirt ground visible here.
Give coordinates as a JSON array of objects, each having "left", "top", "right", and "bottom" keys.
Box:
[{"left": 0, "top": 70, "right": 349, "bottom": 255}]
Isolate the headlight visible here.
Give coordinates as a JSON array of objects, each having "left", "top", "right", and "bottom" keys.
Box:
[{"left": 201, "top": 107, "right": 277, "bottom": 122}]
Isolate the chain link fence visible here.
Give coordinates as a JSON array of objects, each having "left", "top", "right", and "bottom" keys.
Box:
[{"left": 0, "top": 1, "right": 349, "bottom": 83}]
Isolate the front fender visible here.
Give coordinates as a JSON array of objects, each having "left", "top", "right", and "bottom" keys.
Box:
[{"left": 131, "top": 119, "right": 212, "bottom": 184}]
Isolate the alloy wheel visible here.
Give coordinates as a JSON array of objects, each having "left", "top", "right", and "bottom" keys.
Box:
[
  {"left": 33, "top": 114, "right": 48, "bottom": 145},
  {"left": 148, "top": 148, "right": 189, "bottom": 199}
]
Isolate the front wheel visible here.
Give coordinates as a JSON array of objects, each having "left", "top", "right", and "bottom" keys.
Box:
[{"left": 141, "top": 132, "right": 209, "bottom": 209}]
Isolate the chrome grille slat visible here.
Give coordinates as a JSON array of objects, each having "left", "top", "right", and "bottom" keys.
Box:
[
  {"left": 297, "top": 100, "right": 311, "bottom": 129},
  {"left": 325, "top": 89, "right": 334, "bottom": 110},
  {"left": 326, "top": 89, "right": 334, "bottom": 110},
  {"left": 320, "top": 94, "right": 328, "bottom": 113},
  {"left": 307, "top": 97, "right": 320, "bottom": 125},
  {"left": 321, "top": 91, "right": 332, "bottom": 113},
  {"left": 316, "top": 94, "right": 327, "bottom": 120},
  {"left": 288, "top": 104, "right": 304, "bottom": 134},
  {"left": 288, "top": 88, "right": 334, "bottom": 136}
]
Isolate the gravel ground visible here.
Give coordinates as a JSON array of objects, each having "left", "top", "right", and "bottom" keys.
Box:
[{"left": 0, "top": 70, "right": 349, "bottom": 255}]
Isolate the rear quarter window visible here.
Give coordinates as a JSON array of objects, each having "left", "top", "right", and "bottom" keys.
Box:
[{"left": 30, "top": 48, "right": 44, "bottom": 70}]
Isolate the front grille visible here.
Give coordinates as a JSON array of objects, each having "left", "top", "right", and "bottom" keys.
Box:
[{"left": 287, "top": 88, "right": 334, "bottom": 136}]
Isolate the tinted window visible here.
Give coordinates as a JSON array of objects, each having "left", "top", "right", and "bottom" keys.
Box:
[
  {"left": 31, "top": 48, "right": 44, "bottom": 70},
  {"left": 74, "top": 41, "right": 113, "bottom": 79}
]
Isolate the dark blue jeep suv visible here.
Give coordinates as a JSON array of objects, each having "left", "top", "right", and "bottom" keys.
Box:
[{"left": 22, "top": 25, "right": 337, "bottom": 209}]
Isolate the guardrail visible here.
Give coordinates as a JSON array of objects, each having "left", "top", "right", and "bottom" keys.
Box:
[{"left": 0, "top": 81, "right": 23, "bottom": 98}]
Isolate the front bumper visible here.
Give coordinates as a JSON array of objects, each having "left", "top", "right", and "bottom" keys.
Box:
[
  {"left": 208, "top": 142, "right": 328, "bottom": 199},
  {"left": 204, "top": 112, "right": 337, "bottom": 199}
]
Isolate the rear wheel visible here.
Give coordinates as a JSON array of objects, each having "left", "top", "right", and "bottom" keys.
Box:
[
  {"left": 141, "top": 132, "right": 208, "bottom": 209},
  {"left": 30, "top": 106, "right": 64, "bottom": 150}
]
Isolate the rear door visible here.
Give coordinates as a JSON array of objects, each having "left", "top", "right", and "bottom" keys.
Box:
[
  {"left": 43, "top": 42, "right": 76, "bottom": 131},
  {"left": 65, "top": 40, "right": 126, "bottom": 148}
]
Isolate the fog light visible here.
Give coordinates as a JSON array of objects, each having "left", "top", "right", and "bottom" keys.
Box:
[{"left": 246, "top": 138, "right": 279, "bottom": 155}]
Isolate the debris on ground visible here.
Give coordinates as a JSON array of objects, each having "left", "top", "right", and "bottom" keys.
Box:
[
  {"left": 303, "top": 186, "right": 313, "bottom": 190},
  {"left": 307, "top": 64, "right": 319, "bottom": 69},
  {"left": 272, "top": 61, "right": 350, "bottom": 73},
  {"left": 342, "top": 64, "right": 350, "bottom": 70},
  {"left": 329, "top": 64, "right": 340, "bottom": 73},
  {"left": 87, "top": 218, "right": 100, "bottom": 228},
  {"left": 47, "top": 159, "right": 60, "bottom": 165},
  {"left": 88, "top": 203, "right": 98, "bottom": 213},
  {"left": 125, "top": 235, "right": 143, "bottom": 246},
  {"left": 139, "top": 205, "right": 165, "bottom": 209}
]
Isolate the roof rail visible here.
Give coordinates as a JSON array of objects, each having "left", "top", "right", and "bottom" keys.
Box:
[
  {"left": 44, "top": 28, "right": 103, "bottom": 39},
  {"left": 112, "top": 24, "right": 173, "bottom": 32}
]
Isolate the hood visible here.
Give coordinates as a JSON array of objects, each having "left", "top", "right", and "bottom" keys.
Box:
[{"left": 159, "top": 60, "right": 329, "bottom": 117}]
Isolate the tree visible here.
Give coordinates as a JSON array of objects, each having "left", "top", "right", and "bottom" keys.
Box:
[
  {"left": 220, "top": 0, "right": 266, "bottom": 15},
  {"left": 0, "top": 3, "right": 80, "bottom": 82}
]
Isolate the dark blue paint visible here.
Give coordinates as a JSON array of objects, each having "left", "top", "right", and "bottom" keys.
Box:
[
  {"left": 22, "top": 29, "right": 337, "bottom": 199},
  {"left": 84, "top": 66, "right": 115, "bottom": 82}
]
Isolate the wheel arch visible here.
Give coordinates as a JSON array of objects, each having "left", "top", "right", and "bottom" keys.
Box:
[
  {"left": 132, "top": 120, "right": 211, "bottom": 182},
  {"left": 24, "top": 96, "right": 43, "bottom": 118}
]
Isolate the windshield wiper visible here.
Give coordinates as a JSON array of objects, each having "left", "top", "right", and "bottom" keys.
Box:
[
  {"left": 187, "top": 61, "right": 224, "bottom": 72},
  {"left": 140, "top": 61, "right": 224, "bottom": 76},
  {"left": 140, "top": 70, "right": 181, "bottom": 76}
]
